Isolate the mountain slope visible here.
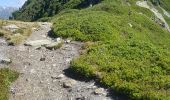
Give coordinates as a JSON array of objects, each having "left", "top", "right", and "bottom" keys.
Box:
[
  {"left": 52, "top": 0, "right": 170, "bottom": 99},
  {"left": 0, "top": 7, "right": 17, "bottom": 19},
  {"left": 12, "top": 0, "right": 170, "bottom": 99},
  {"left": 12, "top": 0, "right": 102, "bottom": 21}
]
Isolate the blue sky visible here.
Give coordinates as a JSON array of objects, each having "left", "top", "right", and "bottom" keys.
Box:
[{"left": 0, "top": 0, "right": 26, "bottom": 8}]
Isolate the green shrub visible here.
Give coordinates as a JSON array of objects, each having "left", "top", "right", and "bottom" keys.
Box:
[
  {"left": 71, "top": 40, "right": 170, "bottom": 99},
  {"left": 0, "top": 32, "right": 4, "bottom": 37},
  {"left": 0, "top": 68, "right": 19, "bottom": 100}
]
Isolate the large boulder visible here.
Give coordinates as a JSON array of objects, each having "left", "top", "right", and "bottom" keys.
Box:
[{"left": 24, "top": 40, "right": 52, "bottom": 47}]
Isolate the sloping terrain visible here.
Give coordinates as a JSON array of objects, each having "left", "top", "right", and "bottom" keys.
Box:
[
  {"left": 0, "top": 22, "right": 119, "bottom": 100},
  {"left": 6, "top": 0, "right": 170, "bottom": 99},
  {"left": 51, "top": 0, "right": 170, "bottom": 99},
  {"left": 12, "top": 0, "right": 102, "bottom": 21}
]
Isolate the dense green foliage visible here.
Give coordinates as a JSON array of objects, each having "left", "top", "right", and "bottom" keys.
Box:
[
  {"left": 12, "top": 0, "right": 170, "bottom": 22},
  {"left": 12, "top": 0, "right": 102, "bottom": 21},
  {"left": 52, "top": 0, "right": 170, "bottom": 99},
  {"left": 71, "top": 40, "right": 170, "bottom": 99},
  {"left": 0, "top": 68, "right": 19, "bottom": 100}
]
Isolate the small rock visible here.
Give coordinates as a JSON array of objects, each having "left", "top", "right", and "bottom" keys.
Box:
[
  {"left": 63, "top": 79, "right": 77, "bottom": 88},
  {"left": 40, "top": 57, "right": 45, "bottom": 61},
  {"left": 45, "top": 41, "right": 63, "bottom": 50},
  {"left": 32, "top": 27, "right": 37, "bottom": 31},
  {"left": 52, "top": 64, "right": 57, "bottom": 67},
  {"left": 51, "top": 74, "right": 65, "bottom": 79},
  {"left": 10, "top": 87, "right": 16, "bottom": 94},
  {"left": 86, "top": 83, "right": 96, "bottom": 89},
  {"left": 26, "top": 78, "right": 29, "bottom": 82},
  {"left": 57, "top": 74, "right": 65, "bottom": 79},
  {"left": 42, "top": 22, "right": 49, "bottom": 25},
  {"left": 76, "top": 96, "right": 86, "bottom": 100},
  {"left": 66, "top": 59, "right": 71, "bottom": 62},
  {"left": 0, "top": 58, "right": 11, "bottom": 64},
  {"left": 68, "top": 88, "right": 72, "bottom": 92},
  {"left": 30, "top": 69, "right": 36, "bottom": 73},
  {"left": 94, "top": 88, "right": 106, "bottom": 96},
  {"left": 56, "top": 37, "right": 61, "bottom": 42},
  {"left": 36, "top": 47, "right": 41, "bottom": 50},
  {"left": 65, "top": 39, "right": 71, "bottom": 43}
]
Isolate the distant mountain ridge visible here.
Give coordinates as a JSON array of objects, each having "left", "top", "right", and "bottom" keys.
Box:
[{"left": 0, "top": 6, "right": 18, "bottom": 19}]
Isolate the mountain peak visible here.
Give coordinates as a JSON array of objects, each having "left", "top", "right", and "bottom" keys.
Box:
[{"left": 0, "top": 6, "right": 18, "bottom": 19}]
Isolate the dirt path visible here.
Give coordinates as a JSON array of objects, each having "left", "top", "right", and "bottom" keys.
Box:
[{"left": 3, "top": 22, "right": 125, "bottom": 100}]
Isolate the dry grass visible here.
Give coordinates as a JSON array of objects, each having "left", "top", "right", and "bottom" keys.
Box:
[{"left": 0, "top": 20, "right": 39, "bottom": 45}]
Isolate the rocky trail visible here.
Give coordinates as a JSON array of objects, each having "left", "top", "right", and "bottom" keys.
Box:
[{"left": 0, "top": 22, "right": 125, "bottom": 100}]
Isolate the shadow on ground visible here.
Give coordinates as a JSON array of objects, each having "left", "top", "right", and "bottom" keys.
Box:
[{"left": 63, "top": 68, "right": 129, "bottom": 100}]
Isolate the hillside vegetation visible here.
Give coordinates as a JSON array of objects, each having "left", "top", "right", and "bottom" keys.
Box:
[
  {"left": 0, "top": 68, "right": 19, "bottom": 100},
  {"left": 13, "top": 0, "right": 170, "bottom": 99},
  {"left": 52, "top": 0, "right": 170, "bottom": 99},
  {"left": 12, "top": 0, "right": 103, "bottom": 21}
]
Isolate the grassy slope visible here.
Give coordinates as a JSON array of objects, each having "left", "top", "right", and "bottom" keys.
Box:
[
  {"left": 0, "top": 68, "right": 19, "bottom": 100},
  {"left": 52, "top": 0, "right": 170, "bottom": 99},
  {"left": 160, "top": 0, "right": 170, "bottom": 26},
  {"left": 160, "top": 0, "right": 170, "bottom": 12}
]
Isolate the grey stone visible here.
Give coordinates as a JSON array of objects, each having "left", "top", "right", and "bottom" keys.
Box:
[
  {"left": 76, "top": 96, "right": 86, "bottom": 100},
  {"left": 40, "top": 57, "right": 45, "bottom": 61},
  {"left": 10, "top": 87, "right": 16, "bottom": 94},
  {"left": 52, "top": 64, "right": 57, "bottom": 67},
  {"left": 25, "top": 40, "right": 52, "bottom": 47},
  {"left": 0, "top": 58, "right": 11, "bottom": 64},
  {"left": 45, "top": 41, "right": 62, "bottom": 50},
  {"left": 65, "top": 39, "right": 71, "bottom": 43},
  {"left": 57, "top": 74, "right": 65, "bottom": 79},
  {"left": 54, "top": 37, "right": 61, "bottom": 42},
  {"left": 51, "top": 74, "right": 65, "bottom": 79},
  {"left": 94, "top": 88, "right": 106, "bottom": 96},
  {"left": 63, "top": 79, "right": 77, "bottom": 88}
]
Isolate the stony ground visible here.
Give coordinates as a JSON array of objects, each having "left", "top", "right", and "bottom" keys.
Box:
[{"left": 0, "top": 22, "right": 126, "bottom": 100}]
